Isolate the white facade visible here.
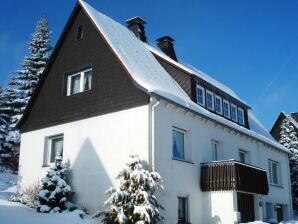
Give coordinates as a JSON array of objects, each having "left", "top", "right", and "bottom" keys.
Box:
[{"left": 18, "top": 105, "right": 149, "bottom": 213}]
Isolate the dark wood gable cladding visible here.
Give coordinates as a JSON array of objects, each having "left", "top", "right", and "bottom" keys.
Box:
[
  {"left": 200, "top": 160, "right": 269, "bottom": 195},
  {"left": 19, "top": 4, "right": 149, "bottom": 133},
  {"left": 153, "top": 54, "right": 250, "bottom": 129}
]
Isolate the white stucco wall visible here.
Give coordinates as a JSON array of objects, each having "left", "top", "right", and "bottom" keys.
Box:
[
  {"left": 153, "top": 100, "right": 292, "bottom": 223},
  {"left": 18, "top": 105, "right": 149, "bottom": 213}
]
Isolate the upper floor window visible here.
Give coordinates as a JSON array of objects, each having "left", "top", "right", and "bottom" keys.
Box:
[
  {"left": 178, "top": 197, "right": 189, "bottom": 224},
  {"left": 196, "top": 85, "right": 205, "bottom": 106},
  {"left": 239, "top": 149, "right": 248, "bottom": 163},
  {"left": 215, "top": 95, "right": 222, "bottom": 115},
  {"left": 43, "top": 135, "right": 64, "bottom": 166},
  {"left": 230, "top": 103, "right": 238, "bottom": 122},
  {"left": 67, "top": 68, "right": 92, "bottom": 96},
  {"left": 223, "top": 99, "right": 230, "bottom": 118},
  {"left": 76, "top": 25, "right": 83, "bottom": 40},
  {"left": 212, "top": 140, "right": 222, "bottom": 161},
  {"left": 173, "top": 128, "right": 185, "bottom": 160},
  {"left": 206, "top": 90, "right": 214, "bottom": 111},
  {"left": 268, "top": 160, "right": 281, "bottom": 186},
  {"left": 238, "top": 108, "right": 245, "bottom": 125}
]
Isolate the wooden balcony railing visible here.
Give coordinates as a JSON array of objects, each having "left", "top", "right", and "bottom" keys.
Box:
[{"left": 200, "top": 160, "right": 269, "bottom": 195}]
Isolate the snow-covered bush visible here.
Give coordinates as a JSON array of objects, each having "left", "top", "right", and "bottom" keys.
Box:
[
  {"left": 97, "top": 154, "right": 164, "bottom": 224},
  {"left": 279, "top": 116, "right": 298, "bottom": 213},
  {"left": 36, "top": 154, "right": 75, "bottom": 213},
  {"left": 9, "top": 181, "right": 41, "bottom": 208}
]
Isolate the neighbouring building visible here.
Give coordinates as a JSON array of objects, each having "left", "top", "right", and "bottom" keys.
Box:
[{"left": 16, "top": 1, "right": 293, "bottom": 223}]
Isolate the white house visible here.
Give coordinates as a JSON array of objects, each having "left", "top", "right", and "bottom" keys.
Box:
[{"left": 17, "top": 1, "right": 293, "bottom": 223}]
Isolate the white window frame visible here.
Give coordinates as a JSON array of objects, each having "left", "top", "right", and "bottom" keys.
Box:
[
  {"left": 43, "top": 134, "right": 64, "bottom": 166},
  {"left": 206, "top": 90, "right": 214, "bottom": 111},
  {"left": 214, "top": 95, "right": 223, "bottom": 115},
  {"left": 67, "top": 68, "right": 92, "bottom": 96},
  {"left": 268, "top": 160, "right": 281, "bottom": 186},
  {"left": 230, "top": 103, "right": 238, "bottom": 122},
  {"left": 196, "top": 84, "right": 205, "bottom": 107},
  {"left": 239, "top": 149, "right": 247, "bottom": 163},
  {"left": 238, "top": 107, "right": 245, "bottom": 125},
  {"left": 212, "top": 140, "right": 221, "bottom": 161},
  {"left": 172, "top": 127, "right": 186, "bottom": 160},
  {"left": 223, "top": 99, "right": 230, "bottom": 118}
]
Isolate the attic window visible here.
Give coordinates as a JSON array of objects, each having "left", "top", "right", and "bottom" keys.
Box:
[
  {"left": 67, "top": 68, "right": 92, "bottom": 96},
  {"left": 76, "top": 25, "right": 83, "bottom": 40}
]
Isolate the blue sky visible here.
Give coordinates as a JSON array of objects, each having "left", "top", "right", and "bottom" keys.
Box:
[{"left": 1, "top": 0, "right": 298, "bottom": 130}]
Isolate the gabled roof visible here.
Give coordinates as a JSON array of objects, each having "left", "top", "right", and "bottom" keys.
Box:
[
  {"left": 270, "top": 111, "right": 298, "bottom": 134},
  {"left": 17, "top": 0, "right": 288, "bottom": 153},
  {"left": 78, "top": 0, "right": 287, "bottom": 153}
]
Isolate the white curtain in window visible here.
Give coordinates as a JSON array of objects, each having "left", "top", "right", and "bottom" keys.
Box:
[
  {"left": 70, "top": 74, "right": 81, "bottom": 95},
  {"left": 50, "top": 137, "right": 63, "bottom": 163},
  {"left": 173, "top": 130, "right": 185, "bottom": 159}
]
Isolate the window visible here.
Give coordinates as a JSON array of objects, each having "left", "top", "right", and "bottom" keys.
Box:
[
  {"left": 196, "top": 85, "right": 205, "bottom": 106},
  {"left": 212, "top": 140, "right": 221, "bottom": 161},
  {"left": 238, "top": 108, "right": 245, "bottom": 125},
  {"left": 67, "top": 68, "right": 92, "bottom": 96},
  {"left": 268, "top": 160, "right": 281, "bottom": 185},
  {"left": 239, "top": 150, "right": 246, "bottom": 163},
  {"left": 215, "top": 95, "right": 223, "bottom": 115},
  {"left": 173, "top": 128, "right": 185, "bottom": 160},
  {"left": 231, "top": 103, "right": 238, "bottom": 122},
  {"left": 44, "top": 135, "right": 64, "bottom": 166},
  {"left": 76, "top": 25, "right": 83, "bottom": 40},
  {"left": 223, "top": 100, "right": 230, "bottom": 118},
  {"left": 178, "top": 197, "right": 188, "bottom": 223},
  {"left": 206, "top": 90, "right": 214, "bottom": 111}
]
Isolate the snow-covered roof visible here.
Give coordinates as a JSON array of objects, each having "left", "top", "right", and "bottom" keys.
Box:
[{"left": 79, "top": 0, "right": 289, "bottom": 153}]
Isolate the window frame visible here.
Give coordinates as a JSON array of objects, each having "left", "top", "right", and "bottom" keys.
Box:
[
  {"left": 206, "top": 90, "right": 214, "bottom": 111},
  {"left": 268, "top": 159, "right": 281, "bottom": 186},
  {"left": 223, "top": 99, "right": 230, "bottom": 118},
  {"left": 66, "top": 68, "right": 92, "bottom": 96},
  {"left": 172, "top": 128, "right": 186, "bottom": 160},
  {"left": 238, "top": 107, "right": 245, "bottom": 125},
  {"left": 76, "top": 25, "right": 83, "bottom": 41},
  {"left": 214, "top": 95, "right": 223, "bottom": 115},
  {"left": 230, "top": 103, "right": 238, "bottom": 122},
  {"left": 178, "top": 196, "right": 189, "bottom": 223},
  {"left": 238, "top": 149, "right": 247, "bottom": 163},
  {"left": 196, "top": 84, "right": 205, "bottom": 107},
  {"left": 212, "top": 140, "right": 220, "bottom": 161},
  {"left": 43, "top": 134, "right": 64, "bottom": 166}
]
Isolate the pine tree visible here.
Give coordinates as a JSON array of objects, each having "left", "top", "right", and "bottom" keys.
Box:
[
  {"left": 37, "top": 154, "right": 75, "bottom": 213},
  {"left": 100, "top": 154, "right": 164, "bottom": 224},
  {"left": 9, "top": 16, "right": 52, "bottom": 127},
  {"left": 279, "top": 116, "right": 298, "bottom": 213}
]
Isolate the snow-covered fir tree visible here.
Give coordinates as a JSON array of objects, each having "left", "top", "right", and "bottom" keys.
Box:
[
  {"left": 9, "top": 16, "right": 52, "bottom": 127},
  {"left": 37, "top": 154, "right": 75, "bottom": 213},
  {"left": 99, "top": 154, "right": 164, "bottom": 224},
  {"left": 279, "top": 116, "right": 298, "bottom": 213}
]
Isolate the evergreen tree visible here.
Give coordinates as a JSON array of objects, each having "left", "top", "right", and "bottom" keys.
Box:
[
  {"left": 37, "top": 154, "right": 75, "bottom": 213},
  {"left": 9, "top": 16, "right": 52, "bottom": 127},
  {"left": 279, "top": 116, "right": 298, "bottom": 213},
  {"left": 100, "top": 154, "right": 164, "bottom": 224}
]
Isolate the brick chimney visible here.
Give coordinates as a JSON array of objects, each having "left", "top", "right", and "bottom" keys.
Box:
[
  {"left": 126, "top": 17, "right": 147, "bottom": 43},
  {"left": 291, "top": 112, "right": 298, "bottom": 122},
  {"left": 156, "top": 36, "right": 177, "bottom": 61}
]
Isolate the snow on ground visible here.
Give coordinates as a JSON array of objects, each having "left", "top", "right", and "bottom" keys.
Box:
[{"left": 0, "top": 172, "right": 98, "bottom": 224}]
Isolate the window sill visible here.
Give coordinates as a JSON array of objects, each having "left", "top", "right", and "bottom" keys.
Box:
[
  {"left": 269, "top": 183, "right": 283, "bottom": 188},
  {"left": 66, "top": 89, "right": 91, "bottom": 97},
  {"left": 42, "top": 165, "right": 50, "bottom": 168},
  {"left": 172, "top": 157, "right": 194, "bottom": 164}
]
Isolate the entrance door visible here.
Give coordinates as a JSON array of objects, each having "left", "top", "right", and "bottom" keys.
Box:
[
  {"left": 276, "top": 205, "right": 283, "bottom": 223},
  {"left": 237, "top": 192, "right": 255, "bottom": 223}
]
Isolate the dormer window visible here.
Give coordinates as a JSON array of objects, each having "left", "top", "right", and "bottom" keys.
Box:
[
  {"left": 76, "top": 25, "right": 83, "bottom": 40},
  {"left": 67, "top": 68, "right": 92, "bottom": 96},
  {"left": 223, "top": 99, "right": 230, "bottom": 118},
  {"left": 215, "top": 95, "right": 222, "bottom": 115},
  {"left": 196, "top": 85, "right": 205, "bottom": 106},
  {"left": 238, "top": 108, "right": 245, "bottom": 125},
  {"left": 206, "top": 90, "right": 214, "bottom": 111},
  {"left": 231, "top": 103, "right": 238, "bottom": 122}
]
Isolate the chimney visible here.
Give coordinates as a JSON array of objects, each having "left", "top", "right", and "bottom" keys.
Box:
[
  {"left": 156, "top": 36, "right": 178, "bottom": 61},
  {"left": 291, "top": 112, "right": 298, "bottom": 122},
  {"left": 126, "top": 16, "right": 147, "bottom": 43}
]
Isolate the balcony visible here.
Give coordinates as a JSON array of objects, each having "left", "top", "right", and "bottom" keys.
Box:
[{"left": 200, "top": 160, "right": 269, "bottom": 195}]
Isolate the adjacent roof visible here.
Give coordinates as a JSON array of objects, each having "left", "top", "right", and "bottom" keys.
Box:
[{"left": 79, "top": 0, "right": 288, "bottom": 153}]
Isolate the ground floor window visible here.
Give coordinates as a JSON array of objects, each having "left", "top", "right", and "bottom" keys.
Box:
[
  {"left": 237, "top": 192, "right": 255, "bottom": 223},
  {"left": 43, "top": 135, "right": 64, "bottom": 166},
  {"left": 178, "top": 197, "right": 189, "bottom": 223}
]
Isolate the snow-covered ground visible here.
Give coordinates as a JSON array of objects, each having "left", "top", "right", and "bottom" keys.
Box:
[{"left": 0, "top": 172, "right": 98, "bottom": 224}]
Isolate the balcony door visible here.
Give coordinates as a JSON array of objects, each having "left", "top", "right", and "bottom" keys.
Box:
[{"left": 237, "top": 192, "right": 255, "bottom": 223}]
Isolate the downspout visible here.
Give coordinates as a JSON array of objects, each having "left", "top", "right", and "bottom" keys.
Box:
[
  {"left": 149, "top": 96, "right": 160, "bottom": 171},
  {"left": 286, "top": 154, "right": 294, "bottom": 219}
]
